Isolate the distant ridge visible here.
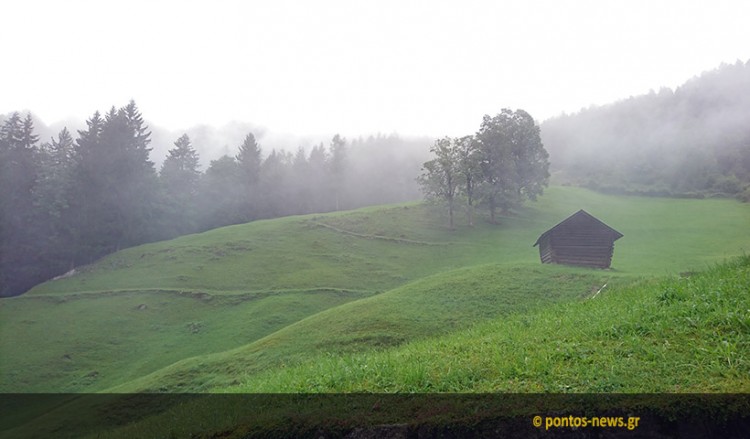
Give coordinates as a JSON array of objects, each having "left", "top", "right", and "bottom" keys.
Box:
[{"left": 542, "top": 59, "right": 750, "bottom": 200}]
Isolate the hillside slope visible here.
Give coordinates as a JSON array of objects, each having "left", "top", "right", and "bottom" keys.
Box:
[
  {"left": 542, "top": 60, "right": 750, "bottom": 198},
  {"left": 3, "top": 257, "right": 747, "bottom": 439},
  {"left": 240, "top": 255, "right": 750, "bottom": 393},
  {"left": 107, "top": 264, "right": 611, "bottom": 392},
  {"left": 1, "top": 186, "right": 749, "bottom": 393}
]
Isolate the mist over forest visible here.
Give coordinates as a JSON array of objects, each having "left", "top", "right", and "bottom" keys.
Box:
[
  {"left": 542, "top": 60, "right": 750, "bottom": 200},
  {"left": 2, "top": 59, "right": 749, "bottom": 297},
  {"left": 0, "top": 105, "right": 430, "bottom": 297}
]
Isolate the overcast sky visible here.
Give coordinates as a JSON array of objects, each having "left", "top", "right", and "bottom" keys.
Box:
[{"left": 3, "top": 0, "right": 750, "bottom": 139}]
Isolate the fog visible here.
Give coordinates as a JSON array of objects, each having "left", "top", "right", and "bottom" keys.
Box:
[
  {"left": 3, "top": 57, "right": 749, "bottom": 297},
  {"left": 0, "top": 102, "right": 434, "bottom": 296},
  {"left": 541, "top": 60, "right": 750, "bottom": 197}
]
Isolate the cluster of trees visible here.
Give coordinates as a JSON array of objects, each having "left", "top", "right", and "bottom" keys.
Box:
[
  {"left": 1, "top": 101, "right": 428, "bottom": 296},
  {"left": 178, "top": 132, "right": 350, "bottom": 233},
  {"left": 0, "top": 103, "right": 170, "bottom": 296},
  {"left": 542, "top": 59, "right": 750, "bottom": 200},
  {"left": 418, "top": 109, "right": 550, "bottom": 228}
]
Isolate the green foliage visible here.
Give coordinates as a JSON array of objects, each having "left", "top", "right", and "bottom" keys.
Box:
[
  {"left": 328, "top": 134, "right": 347, "bottom": 210},
  {"left": 73, "top": 102, "right": 159, "bottom": 259},
  {"left": 543, "top": 60, "right": 750, "bottom": 201},
  {"left": 455, "top": 135, "right": 481, "bottom": 226},
  {"left": 235, "top": 132, "right": 262, "bottom": 186},
  {"left": 159, "top": 134, "right": 201, "bottom": 237},
  {"left": 0, "top": 112, "right": 43, "bottom": 295},
  {"left": 417, "top": 137, "right": 462, "bottom": 228},
  {"left": 3, "top": 100, "right": 418, "bottom": 297},
  {"left": 475, "top": 109, "right": 550, "bottom": 220},
  {"left": 1, "top": 113, "right": 423, "bottom": 296},
  {"left": 197, "top": 155, "right": 245, "bottom": 229},
  {"left": 420, "top": 110, "right": 550, "bottom": 226}
]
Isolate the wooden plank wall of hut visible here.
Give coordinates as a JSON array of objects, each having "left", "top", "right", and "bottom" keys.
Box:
[
  {"left": 547, "top": 225, "right": 617, "bottom": 268},
  {"left": 539, "top": 240, "right": 554, "bottom": 263},
  {"left": 551, "top": 245, "right": 614, "bottom": 268}
]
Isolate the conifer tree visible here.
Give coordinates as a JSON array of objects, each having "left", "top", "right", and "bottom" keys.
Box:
[
  {"left": 236, "top": 132, "right": 262, "bottom": 219},
  {"left": 0, "top": 113, "right": 42, "bottom": 295},
  {"left": 329, "top": 134, "right": 347, "bottom": 210},
  {"left": 71, "top": 103, "right": 159, "bottom": 258},
  {"left": 308, "top": 143, "right": 329, "bottom": 211},
  {"left": 197, "top": 155, "right": 244, "bottom": 229},
  {"left": 160, "top": 134, "right": 201, "bottom": 236}
]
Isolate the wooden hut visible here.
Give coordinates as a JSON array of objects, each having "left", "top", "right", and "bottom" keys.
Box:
[{"left": 533, "top": 210, "right": 623, "bottom": 268}]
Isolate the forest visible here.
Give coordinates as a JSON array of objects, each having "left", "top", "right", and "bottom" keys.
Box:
[
  {"left": 0, "top": 103, "right": 427, "bottom": 297},
  {"left": 2, "top": 60, "right": 749, "bottom": 297},
  {"left": 542, "top": 60, "right": 750, "bottom": 200}
]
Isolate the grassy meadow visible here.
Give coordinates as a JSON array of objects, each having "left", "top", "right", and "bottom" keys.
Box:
[
  {"left": 241, "top": 255, "right": 750, "bottom": 393},
  {"left": 1, "top": 186, "right": 749, "bottom": 396}
]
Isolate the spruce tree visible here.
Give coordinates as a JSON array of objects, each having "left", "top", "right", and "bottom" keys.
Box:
[
  {"left": 71, "top": 103, "right": 159, "bottom": 259},
  {"left": 160, "top": 134, "right": 201, "bottom": 237},
  {"left": 236, "top": 132, "right": 262, "bottom": 219},
  {"left": 197, "top": 155, "right": 244, "bottom": 229},
  {"left": 329, "top": 134, "right": 347, "bottom": 211},
  {"left": 0, "top": 113, "right": 42, "bottom": 295}
]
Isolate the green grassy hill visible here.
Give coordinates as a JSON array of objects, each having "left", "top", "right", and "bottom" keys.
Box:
[
  {"left": 106, "top": 264, "right": 612, "bottom": 392},
  {"left": 3, "top": 257, "right": 748, "bottom": 439},
  {"left": 1, "top": 186, "right": 749, "bottom": 394},
  {"left": 241, "top": 255, "right": 750, "bottom": 393}
]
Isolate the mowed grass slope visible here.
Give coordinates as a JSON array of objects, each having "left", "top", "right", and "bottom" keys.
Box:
[
  {"left": 1, "top": 186, "right": 749, "bottom": 393},
  {"left": 0, "top": 289, "right": 373, "bottom": 392},
  {"left": 4, "top": 257, "right": 748, "bottom": 439},
  {"left": 108, "top": 264, "right": 612, "bottom": 392},
  {"left": 239, "top": 255, "right": 750, "bottom": 393}
]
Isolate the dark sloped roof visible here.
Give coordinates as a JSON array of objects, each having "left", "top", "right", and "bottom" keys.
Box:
[{"left": 533, "top": 209, "right": 623, "bottom": 247}]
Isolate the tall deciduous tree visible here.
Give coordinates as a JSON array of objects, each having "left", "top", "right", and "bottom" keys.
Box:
[
  {"left": 475, "top": 111, "right": 515, "bottom": 222},
  {"left": 419, "top": 110, "right": 549, "bottom": 227},
  {"left": 475, "top": 109, "right": 549, "bottom": 222},
  {"left": 456, "top": 135, "right": 481, "bottom": 227},
  {"left": 508, "top": 109, "right": 549, "bottom": 203},
  {"left": 418, "top": 137, "right": 461, "bottom": 229}
]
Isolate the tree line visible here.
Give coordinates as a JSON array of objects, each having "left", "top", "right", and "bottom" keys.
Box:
[
  {"left": 0, "top": 101, "right": 426, "bottom": 296},
  {"left": 418, "top": 109, "right": 550, "bottom": 228},
  {"left": 541, "top": 59, "right": 750, "bottom": 200}
]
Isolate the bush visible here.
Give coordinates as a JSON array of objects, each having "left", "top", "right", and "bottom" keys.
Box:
[{"left": 712, "top": 175, "right": 743, "bottom": 195}]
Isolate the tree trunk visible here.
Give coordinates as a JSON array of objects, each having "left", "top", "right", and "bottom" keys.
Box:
[{"left": 448, "top": 198, "right": 455, "bottom": 230}]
